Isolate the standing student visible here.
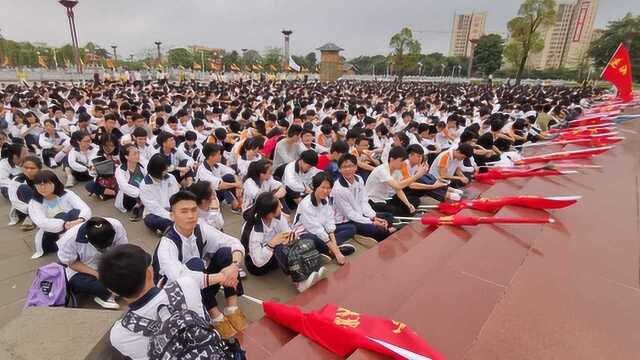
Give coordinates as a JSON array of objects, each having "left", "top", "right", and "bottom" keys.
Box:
[
  {"left": 153, "top": 191, "right": 247, "bottom": 339},
  {"left": 114, "top": 144, "right": 146, "bottom": 221},
  {"left": 365, "top": 146, "right": 427, "bottom": 217},
  {"left": 293, "top": 172, "right": 357, "bottom": 265},
  {"left": 29, "top": 170, "right": 91, "bottom": 258},
  {"left": 57, "top": 217, "right": 128, "bottom": 309},
  {"left": 242, "top": 192, "right": 325, "bottom": 292},
  {"left": 139, "top": 154, "right": 180, "bottom": 234},
  {"left": 331, "top": 154, "right": 395, "bottom": 245},
  {"left": 100, "top": 244, "right": 209, "bottom": 360}
]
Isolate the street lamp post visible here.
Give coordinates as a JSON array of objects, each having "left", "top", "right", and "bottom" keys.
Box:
[
  {"left": 467, "top": 38, "right": 479, "bottom": 78},
  {"left": 58, "top": 0, "right": 82, "bottom": 73},
  {"left": 418, "top": 62, "right": 423, "bottom": 76},
  {"left": 154, "top": 41, "right": 162, "bottom": 64},
  {"left": 281, "top": 30, "right": 292, "bottom": 70},
  {"left": 111, "top": 45, "right": 117, "bottom": 65}
]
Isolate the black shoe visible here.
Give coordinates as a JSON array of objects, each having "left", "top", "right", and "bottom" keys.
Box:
[{"left": 338, "top": 243, "right": 356, "bottom": 256}]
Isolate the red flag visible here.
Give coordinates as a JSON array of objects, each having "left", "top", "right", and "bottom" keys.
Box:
[
  {"left": 435, "top": 196, "right": 580, "bottom": 215},
  {"left": 513, "top": 146, "right": 612, "bottom": 165},
  {"left": 547, "top": 123, "right": 614, "bottom": 134},
  {"left": 263, "top": 301, "right": 445, "bottom": 360},
  {"left": 554, "top": 128, "right": 617, "bottom": 141},
  {"left": 420, "top": 214, "right": 554, "bottom": 227},
  {"left": 567, "top": 116, "right": 618, "bottom": 128},
  {"left": 474, "top": 167, "right": 574, "bottom": 185},
  {"left": 601, "top": 43, "right": 634, "bottom": 102}
]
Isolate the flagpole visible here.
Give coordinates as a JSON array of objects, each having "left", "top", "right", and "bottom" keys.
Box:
[
  {"left": 600, "top": 42, "right": 623, "bottom": 79},
  {"left": 242, "top": 294, "right": 264, "bottom": 305}
]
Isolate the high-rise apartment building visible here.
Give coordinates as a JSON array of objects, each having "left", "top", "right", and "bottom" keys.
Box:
[
  {"left": 526, "top": 0, "right": 598, "bottom": 69},
  {"left": 449, "top": 12, "right": 487, "bottom": 57}
]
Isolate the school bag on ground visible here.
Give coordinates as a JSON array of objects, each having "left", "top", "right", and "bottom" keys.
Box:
[
  {"left": 287, "top": 235, "right": 322, "bottom": 283},
  {"left": 120, "top": 281, "right": 234, "bottom": 360},
  {"left": 25, "top": 263, "right": 67, "bottom": 308}
]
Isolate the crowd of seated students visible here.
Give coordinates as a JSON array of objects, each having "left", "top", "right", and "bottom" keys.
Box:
[{"left": 0, "top": 78, "right": 599, "bottom": 357}]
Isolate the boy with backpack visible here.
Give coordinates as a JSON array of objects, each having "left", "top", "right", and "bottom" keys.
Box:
[
  {"left": 100, "top": 244, "right": 236, "bottom": 360},
  {"left": 153, "top": 191, "right": 247, "bottom": 339}
]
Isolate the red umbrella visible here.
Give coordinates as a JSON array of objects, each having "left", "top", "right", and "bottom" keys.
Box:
[
  {"left": 474, "top": 167, "right": 576, "bottom": 185},
  {"left": 420, "top": 214, "right": 555, "bottom": 226},
  {"left": 513, "top": 146, "right": 613, "bottom": 165},
  {"left": 261, "top": 300, "right": 446, "bottom": 360},
  {"left": 427, "top": 195, "right": 580, "bottom": 215}
]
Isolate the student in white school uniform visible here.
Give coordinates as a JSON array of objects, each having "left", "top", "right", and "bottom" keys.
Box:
[
  {"left": 29, "top": 170, "right": 92, "bottom": 259},
  {"left": 282, "top": 149, "right": 320, "bottom": 210},
  {"left": 100, "top": 244, "right": 209, "bottom": 360},
  {"left": 7, "top": 156, "right": 42, "bottom": 230},
  {"left": 428, "top": 143, "right": 475, "bottom": 189},
  {"left": 65, "top": 130, "right": 100, "bottom": 187},
  {"left": 241, "top": 192, "right": 325, "bottom": 292},
  {"left": 139, "top": 153, "right": 181, "bottom": 234},
  {"left": 241, "top": 159, "right": 286, "bottom": 213},
  {"left": 38, "top": 119, "right": 70, "bottom": 168},
  {"left": 57, "top": 217, "right": 128, "bottom": 309},
  {"left": 188, "top": 181, "right": 224, "bottom": 230},
  {"left": 236, "top": 136, "right": 264, "bottom": 179},
  {"left": 152, "top": 191, "right": 246, "bottom": 339},
  {"left": 196, "top": 143, "right": 242, "bottom": 213},
  {"left": 0, "top": 143, "right": 27, "bottom": 200},
  {"left": 155, "top": 131, "right": 195, "bottom": 187},
  {"left": 114, "top": 144, "right": 147, "bottom": 221},
  {"left": 293, "top": 172, "right": 357, "bottom": 266},
  {"left": 129, "top": 127, "right": 155, "bottom": 166}
]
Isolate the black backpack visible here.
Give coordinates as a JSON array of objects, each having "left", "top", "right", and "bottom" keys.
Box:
[
  {"left": 287, "top": 235, "right": 322, "bottom": 283},
  {"left": 120, "top": 282, "right": 233, "bottom": 360}
]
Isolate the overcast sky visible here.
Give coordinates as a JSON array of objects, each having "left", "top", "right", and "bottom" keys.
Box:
[{"left": 1, "top": 0, "right": 637, "bottom": 59}]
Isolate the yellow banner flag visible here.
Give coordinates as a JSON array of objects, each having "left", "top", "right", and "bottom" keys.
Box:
[
  {"left": 193, "top": 62, "right": 202, "bottom": 70},
  {"left": 142, "top": 62, "right": 150, "bottom": 70},
  {"left": 106, "top": 58, "right": 115, "bottom": 69},
  {"left": 37, "top": 55, "right": 48, "bottom": 69},
  {"left": 2, "top": 56, "right": 8, "bottom": 67},
  {"left": 269, "top": 64, "right": 277, "bottom": 72}
]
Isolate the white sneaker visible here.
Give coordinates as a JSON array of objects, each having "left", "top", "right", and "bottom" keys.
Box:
[
  {"left": 65, "top": 175, "right": 75, "bottom": 188},
  {"left": 447, "top": 192, "right": 461, "bottom": 201},
  {"left": 239, "top": 268, "right": 247, "bottom": 279},
  {"left": 295, "top": 272, "right": 318, "bottom": 293},
  {"left": 319, "top": 254, "right": 332, "bottom": 265},
  {"left": 94, "top": 296, "right": 120, "bottom": 310},
  {"left": 316, "top": 266, "right": 327, "bottom": 282},
  {"left": 20, "top": 216, "right": 35, "bottom": 231}
]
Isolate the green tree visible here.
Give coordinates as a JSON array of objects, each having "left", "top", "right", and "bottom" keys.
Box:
[
  {"left": 262, "top": 47, "right": 282, "bottom": 69},
  {"left": 508, "top": 0, "right": 556, "bottom": 84},
  {"left": 389, "top": 27, "right": 422, "bottom": 77},
  {"left": 589, "top": 13, "right": 640, "bottom": 78},
  {"left": 168, "top": 48, "right": 194, "bottom": 68},
  {"left": 242, "top": 49, "right": 262, "bottom": 66},
  {"left": 473, "top": 34, "right": 505, "bottom": 76},
  {"left": 420, "top": 52, "right": 447, "bottom": 75},
  {"left": 304, "top": 52, "right": 317, "bottom": 70},
  {"left": 223, "top": 50, "right": 241, "bottom": 68}
]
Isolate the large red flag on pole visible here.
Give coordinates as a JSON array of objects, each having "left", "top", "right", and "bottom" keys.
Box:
[
  {"left": 601, "top": 43, "right": 634, "bottom": 102},
  {"left": 420, "top": 214, "right": 555, "bottom": 227},
  {"left": 262, "top": 301, "right": 445, "bottom": 360}
]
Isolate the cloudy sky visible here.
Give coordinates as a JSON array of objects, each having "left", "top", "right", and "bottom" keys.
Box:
[{"left": 1, "top": 0, "right": 637, "bottom": 59}]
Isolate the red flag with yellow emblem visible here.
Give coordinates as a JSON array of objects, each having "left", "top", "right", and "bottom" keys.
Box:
[
  {"left": 263, "top": 301, "right": 444, "bottom": 359},
  {"left": 601, "top": 43, "right": 633, "bottom": 102}
]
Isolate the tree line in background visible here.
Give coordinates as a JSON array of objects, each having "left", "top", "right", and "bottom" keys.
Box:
[{"left": 0, "top": 1, "right": 638, "bottom": 81}]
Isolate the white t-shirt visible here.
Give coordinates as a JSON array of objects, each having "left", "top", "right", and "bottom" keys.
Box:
[
  {"left": 109, "top": 277, "right": 206, "bottom": 360},
  {"left": 365, "top": 163, "right": 402, "bottom": 203}
]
